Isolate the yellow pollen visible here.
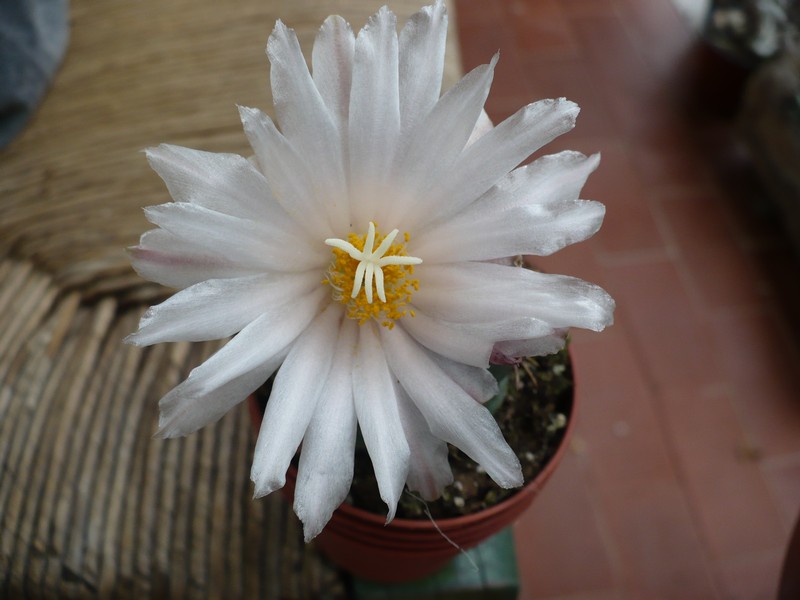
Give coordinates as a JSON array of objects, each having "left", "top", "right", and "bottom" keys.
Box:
[{"left": 324, "top": 222, "right": 421, "bottom": 328}]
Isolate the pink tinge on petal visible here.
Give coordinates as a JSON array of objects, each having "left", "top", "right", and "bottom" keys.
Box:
[{"left": 489, "top": 346, "right": 522, "bottom": 365}]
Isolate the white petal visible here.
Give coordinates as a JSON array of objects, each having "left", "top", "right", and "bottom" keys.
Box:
[
  {"left": 414, "top": 200, "right": 606, "bottom": 262},
  {"left": 414, "top": 262, "right": 615, "bottom": 332},
  {"left": 126, "top": 272, "right": 319, "bottom": 346},
  {"left": 238, "top": 106, "right": 334, "bottom": 238},
  {"left": 267, "top": 22, "right": 349, "bottom": 232},
  {"left": 251, "top": 304, "right": 343, "bottom": 497},
  {"left": 145, "top": 201, "right": 327, "bottom": 272},
  {"left": 396, "top": 384, "right": 452, "bottom": 501},
  {"left": 145, "top": 144, "right": 282, "bottom": 221},
  {"left": 415, "top": 151, "right": 604, "bottom": 259},
  {"left": 493, "top": 334, "right": 567, "bottom": 360},
  {"left": 387, "top": 56, "right": 498, "bottom": 229},
  {"left": 426, "top": 98, "right": 580, "bottom": 225},
  {"left": 156, "top": 286, "right": 327, "bottom": 437},
  {"left": 398, "top": 0, "right": 447, "bottom": 133},
  {"left": 400, "top": 308, "right": 495, "bottom": 367},
  {"left": 426, "top": 351, "right": 498, "bottom": 403},
  {"left": 403, "top": 303, "right": 556, "bottom": 367},
  {"left": 352, "top": 322, "right": 409, "bottom": 522},
  {"left": 129, "top": 229, "right": 259, "bottom": 289},
  {"left": 382, "top": 326, "right": 523, "bottom": 488},
  {"left": 488, "top": 151, "right": 601, "bottom": 210},
  {"left": 312, "top": 15, "right": 355, "bottom": 133},
  {"left": 466, "top": 109, "right": 493, "bottom": 147},
  {"left": 294, "top": 320, "right": 358, "bottom": 541},
  {"left": 348, "top": 6, "right": 400, "bottom": 228}
]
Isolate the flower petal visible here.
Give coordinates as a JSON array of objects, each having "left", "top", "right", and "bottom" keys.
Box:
[
  {"left": 387, "top": 55, "right": 498, "bottom": 229},
  {"left": 294, "top": 320, "right": 358, "bottom": 541},
  {"left": 129, "top": 229, "right": 259, "bottom": 289},
  {"left": 426, "top": 98, "right": 580, "bottom": 224},
  {"left": 382, "top": 325, "right": 523, "bottom": 488},
  {"left": 398, "top": 0, "right": 447, "bottom": 134},
  {"left": 156, "top": 286, "right": 327, "bottom": 437},
  {"left": 414, "top": 262, "right": 615, "bottom": 333},
  {"left": 238, "top": 106, "right": 334, "bottom": 238},
  {"left": 126, "top": 272, "right": 320, "bottom": 346},
  {"left": 403, "top": 307, "right": 556, "bottom": 367},
  {"left": 348, "top": 6, "right": 400, "bottom": 228},
  {"left": 251, "top": 304, "right": 343, "bottom": 497},
  {"left": 396, "top": 384, "right": 452, "bottom": 501},
  {"left": 312, "top": 15, "right": 355, "bottom": 133},
  {"left": 489, "top": 151, "right": 601, "bottom": 210},
  {"left": 144, "top": 201, "right": 327, "bottom": 272},
  {"left": 466, "top": 109, "right": 493, "bottom": 147},
  {"left": 145, "top": 144, "right": 283, "bottom": 221},
  {"left": 414, "top": 200, "right": 605, "bottom": 262},
  {"left": 268, "top": 21, "right": 349, "bottom": 232},
  {"left": 399, "top": 308, "right": 495, "bottom": 367},
  {"left": 352, "top": 322, "right": 409, "bottom": 522},
  {"left": 493, "top": 333, "right": 567, "bottom": 360},
  {"left": 415, "top": 151, "right": 604, "bottom": 259},
  {"left": 426, "top": 350, "right": 498, "bottom": 403}
]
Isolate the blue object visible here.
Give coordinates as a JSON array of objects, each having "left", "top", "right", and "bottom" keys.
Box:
[{"left": 0, "top": 0, "right": 70, "bottom": 148}]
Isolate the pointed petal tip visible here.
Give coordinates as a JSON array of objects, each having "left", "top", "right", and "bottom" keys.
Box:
[
  {"left": 497, "top": 463, "right": 524, "bottom": 489},
  {"left": 268, "top": 19, "right": 296, "bottom": 55},
  {"left": 122, "top": 332, "right": 141, "bottom": 346},
  {"left": 302, "top": 526, "right": 321, "bottom": 544},
  {"left": 384, "top": 503, "right": 397, "bottom": 525},
  {"left": 153, "top": 422, "right": 177, "bottom": 439},
  {"left": 251, "top": 478, "right": 283, "bottom": 499}
]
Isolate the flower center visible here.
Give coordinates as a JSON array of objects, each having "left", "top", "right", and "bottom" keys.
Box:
[{"left": 324, "top": 222, "right": 422, "bottom": 328}]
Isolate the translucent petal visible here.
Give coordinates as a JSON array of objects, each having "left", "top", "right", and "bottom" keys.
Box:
[
  {"left": 382, "top": 326, "right": 523, "bottom": 488},
  {"left": 348, "top": 6, "right": 400, "bottom": 228},
  {"left": 466, "top": 108, "right": 493, "bottom": 147},
  {"left": 267, "top": 22, "right": 349, "bottom": 232},
  {"left": 425, "top": 98, "right": 580, "bottom": 225},
  {"left": 426, "top": 350, "right": 498, "bottom": 403},
  {"left": 415, "top": 151, "right": 604, "bottom": 258},
  {"left": 145, "top": 144, "right": 282, "bottom": 221},
  {"left": 251, "top": 304, "right": 343, "bottom": 497},
  {"left": 352, "top": 322, "right": 409, "bottom": 522},
  {"left": 414, "top": 262, "right": 615, "bottom": 332},
  {"left": 294, "top": 320, "right": 358, "bottom": 541},
  {"left": 129, "top": 229, "right": 260, "bottom": 289},
  {"left": 238, "top": 106, "right": 334, "bottom": 238},
  {"left": 387, "top": 56, "right": 498, "bottom": 230},
  {"left": 398, "top": 0, "right": 447, "bottom": 134},
  {"left": 312, "top": 15, "right": 355, "bottom": 133},
  {"left": 126, "top": 272, "right": 319, "bottom": 346},
  {"left": 414, "top": 200, "right": 605, "bottom": 262},
  {"left": 156, "top": 286, "right": 327, "bottom": 437},
  {"left": 144, "top": 201, "right": 327, "bottom": 273},
  {"left": 486, "top": 151, "right": 601, "bottom": 210},
  {"left": 396, "top": 384, "right": 452, "bottom": 501},
  {"left": 399, "top": 308, "right": 495, "bottom": 367},
  {"left": 493, "top": 333, "right": 567, "bottom": 360}
]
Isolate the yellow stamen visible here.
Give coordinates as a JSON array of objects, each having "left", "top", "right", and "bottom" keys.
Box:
[{"left": 324, "top": 222, "right": 421, "bottom": 328}]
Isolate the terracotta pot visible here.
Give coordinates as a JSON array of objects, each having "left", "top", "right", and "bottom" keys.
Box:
[{"left": 246, "top": 364, "right": 576, "bottom": 583}]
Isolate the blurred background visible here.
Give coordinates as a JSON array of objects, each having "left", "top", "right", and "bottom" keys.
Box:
[{"left": 1, "top": 0, "right": 799, "bottom": 598}]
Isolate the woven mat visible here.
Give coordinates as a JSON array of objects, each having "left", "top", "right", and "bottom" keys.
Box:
[{"left": 0, "top": 1, "right": 462, "bottom": 597}]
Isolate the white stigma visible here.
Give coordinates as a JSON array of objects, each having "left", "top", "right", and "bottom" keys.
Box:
[{"left": 325, "top": 222, "right": 422, "bottom": 304}]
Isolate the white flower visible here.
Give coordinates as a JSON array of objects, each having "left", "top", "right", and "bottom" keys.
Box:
[{"left": 127, "top": 1, "right": 614, "bottom": 541}]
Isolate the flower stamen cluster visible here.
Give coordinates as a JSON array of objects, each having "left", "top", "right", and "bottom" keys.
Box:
[{"left": 324, "top": 222, "right": 421, "bottom": 328}]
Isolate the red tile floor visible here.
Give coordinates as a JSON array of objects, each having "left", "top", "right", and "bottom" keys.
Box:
[{"left": 454, "top": 0, "right": 800, "bottom": 598}]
